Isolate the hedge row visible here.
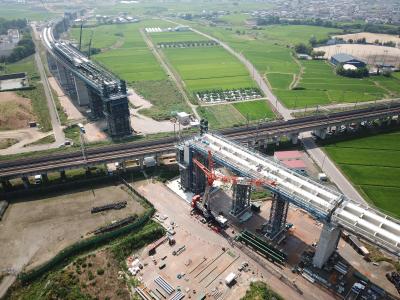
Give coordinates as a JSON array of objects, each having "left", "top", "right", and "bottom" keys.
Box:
[
  {"left": 18, "top": 182, "right": 156, "bottom": 284},
  {"left": 111, "top": 222, "right": 165, "bottom": 262}
]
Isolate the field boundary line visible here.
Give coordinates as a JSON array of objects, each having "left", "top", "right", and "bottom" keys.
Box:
[{"left": 139, "top": 28, "right": 200, "bottom": 119}]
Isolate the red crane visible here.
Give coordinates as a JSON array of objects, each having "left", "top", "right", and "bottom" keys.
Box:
[{"left": 191, "top": 150, "right": 277, "bottom": 210}]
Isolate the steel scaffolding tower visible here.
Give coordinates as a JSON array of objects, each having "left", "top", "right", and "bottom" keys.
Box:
[
  {"left": 265, "top": 193, "right": 289, "bottom": 239},
  {"left": 231, "top": 183, "right": 251, "bottom": 216}
]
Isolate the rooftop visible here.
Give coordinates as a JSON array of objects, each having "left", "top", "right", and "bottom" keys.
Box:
[
  {"left": 282, "top": 159, "right": 307, "bottom": 169},
  {"left": 332, "top": 53, "right": 360, "bottom": 63},
  {"left": 274, "top": 150, "right": 302, "bottom": 160}
]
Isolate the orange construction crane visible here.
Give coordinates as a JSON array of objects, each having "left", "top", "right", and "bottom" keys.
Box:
[{"left": 192, "top": 150, "right": 277, "bottom": 210}]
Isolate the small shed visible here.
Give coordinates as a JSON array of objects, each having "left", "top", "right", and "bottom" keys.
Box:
[{"left": 177, "top": 112, "right": 190, "bottom": 125}]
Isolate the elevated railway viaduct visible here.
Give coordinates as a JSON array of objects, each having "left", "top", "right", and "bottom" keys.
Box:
[
  {"left": 44, "top": 12, "right": 131, "bottom": 137},
  {"left": 0, "top": 101, "right": 399, "bottom": 185}
]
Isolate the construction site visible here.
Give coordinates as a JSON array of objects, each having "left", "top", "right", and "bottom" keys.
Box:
[{"left": 108, "top": 127, "right": 400, "bottom": 300}]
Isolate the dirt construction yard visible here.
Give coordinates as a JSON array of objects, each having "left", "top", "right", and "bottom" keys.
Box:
[
  {"left": 316, "top": 44, "right": 400, "bottom": 67},
  {"left": 0, "top": 183, "right": 144, "bottom": 274},
  {"left": 0, "top": 91, "right": 34, "bottom": 130}
]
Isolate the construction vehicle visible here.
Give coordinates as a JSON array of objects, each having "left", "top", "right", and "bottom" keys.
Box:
[{"left": 191, "top": 150, "right": 277, "bottom": 221}]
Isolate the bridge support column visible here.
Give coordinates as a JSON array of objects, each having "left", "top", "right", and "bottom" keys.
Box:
[
  {"left": 231, "top": 183, "right": 251, "bottom": 216},
  {"left": 73, "top": 76, "right": 90, "bottom": 106},
  {"left": 273, "top": 136, "right": 280, "bottom": 146},
  {"left": 265, "top": 193, "right": 289, "bottom": 239},
  {"left": 192, "top": 156, "right": 206, "bottom": 196},
  {"left": 41, "top": 173, "right": 48, "bottom": 183},
  {"left": 60, "top": 170, "right": 66, "bottom": 181},
  {"left": 313, "top": 223, "right": 341, "bottom": 268},
  {"left": 139, "top": 158, "right": 144, "bottom": 170},
  {"left": 289, "top": 133, "right": 299, "bottom": 144},
  {"left": 313, "top": 128, "right": 327, "bottom": 139},
  {"left": 88, "top": 88, "right": 104, "bottom": 119},
  {"left": 56, "top": 62, "right": 76, "bottom": 97},
  {"left": 21, "top": 176, "right": 30, "bottom": 189}
]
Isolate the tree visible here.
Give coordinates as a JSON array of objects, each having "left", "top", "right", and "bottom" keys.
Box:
[
  {"left": 311, "top": 50, "right": 325, "bottom": 59},
  {"left": 309, "top": 36, "right": 317, "bottom": 47},
  {"left": 294, "top": 43, "right": 311, "bottom": 55}
]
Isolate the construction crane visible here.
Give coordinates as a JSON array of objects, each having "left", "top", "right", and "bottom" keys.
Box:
[{"left": 191, "top": 150, "right": 277, "bottom": 218}]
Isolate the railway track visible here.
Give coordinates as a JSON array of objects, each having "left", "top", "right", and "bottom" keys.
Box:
[{"left": 0, "top": 102, "right": 399, "bottom": 179}]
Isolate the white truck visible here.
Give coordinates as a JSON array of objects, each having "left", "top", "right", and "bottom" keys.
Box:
[{"left": 34, "top": 174, "right": 42, "bottom": 185}]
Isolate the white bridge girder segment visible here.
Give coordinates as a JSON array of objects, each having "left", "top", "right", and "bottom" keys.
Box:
[{"left": 187, "top": 133, "right": 400, "bottom": 258}]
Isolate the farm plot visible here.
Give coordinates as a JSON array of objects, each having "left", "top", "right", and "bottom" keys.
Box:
[
  {"left": 150, "top": 30, "right": 256, "bottom": 97},
  {"left": 163, "top": 46, "right": 256, "bottom": 93},
  {"left": 324, "top": 130, "right": 400, "bottom": 218},
  {"left": 197, "top": 104, "right": 247, "bottom": 128},
  {"left": 197, "top": 100, "right": 273, "bottom": 128},
  {"left": 189, "top": 24, "right": 400, "bottom": 107},
  {"left": 275, "top": 60, "right": 396, "bottom": 108}
]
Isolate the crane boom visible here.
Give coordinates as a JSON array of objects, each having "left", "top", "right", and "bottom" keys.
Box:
[{"left": 192, "top": 150, "right": 277, "bottom": 211}]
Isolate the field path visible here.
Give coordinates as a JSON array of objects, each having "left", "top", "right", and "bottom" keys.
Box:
[
  {"left": 289, "top": 54, "right": 304, "bottom": 90},
  {"left": 139, "top": 29, "right": 200, "bottom": 120},
  {"left": 165, "top": 19, "right": 369, "bottom": 205},
  {"left": 162, "top": 19, "right": 293, "bottom": 120}
]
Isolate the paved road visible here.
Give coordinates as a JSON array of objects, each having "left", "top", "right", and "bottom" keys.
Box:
[
  {"left": 31, "top": 24, "right": 65, "bottom": 145},
  {"left": 302, "top": 134, "right": 367, "bottom": 204},
  {"left": 165, "top": 19, "right": 368, "bottom": 204},
  {"left": 140, "top": 29, "right": 200, "bottom": 120}
]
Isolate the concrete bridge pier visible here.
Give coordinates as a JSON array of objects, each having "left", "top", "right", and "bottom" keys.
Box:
[
  {"left": 273, "top": 136, "right": 280, "bottom": 146},
  {"left": 21, "top": 176, "right": 30, "bottom": 189},
  {"left": 88, "top": 88, "right": 104, "bottom": 119},
  {"left": 60, "top": 170, "right": 66, "bottom": 181},
  {"left": 313, "top": 128, "right": 327, "bottom": 139},
  {"left": 231, "top": 183, "right": 251, "bottom": 216},
  {"left": 41, "top": 173, "right": 49, "bottom": 183},
  {"left": 288, "top": 133, "right": 299, "bottom": 144},
  {"left": 313, "top": 223, "right": 341, "bottom": 268},
  {"left": 73, "top": 76, "right": 90, "bottom": 106},
  {"left": 55, "top": 61, "right": 76, "bottom": 96},
  {"left": 265, "top": 193, "right": 289, "bottom": 239}
]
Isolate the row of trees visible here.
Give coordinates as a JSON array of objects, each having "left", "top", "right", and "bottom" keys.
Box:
[
  {"left": 336, "top": 64, "right": 369, "bottom": 78},
  {"left": 294, "top": 43, "right": 325, "bottom": 58},
  {"left": 256, "top": 17, "right": 400, "bottom": 35}
]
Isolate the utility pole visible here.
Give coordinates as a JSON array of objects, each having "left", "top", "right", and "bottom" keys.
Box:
[{"left": 79, "top": 129, "right": 87, "bottom": 163}]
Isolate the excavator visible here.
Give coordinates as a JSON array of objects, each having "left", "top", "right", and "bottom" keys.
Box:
[{"left": 191, "top": 150, "right": 277, "bottom": 220}]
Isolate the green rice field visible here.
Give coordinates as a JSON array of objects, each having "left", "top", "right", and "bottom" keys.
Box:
[
  {"left": 197, "top": 100, "right": 274, "bottom": 128},
  {"left": 188, "top": 23, "right": 400, "bottom": 108},
  {"left": 150, "top": 30, "right": 256, "bottom": 94},
  {"left": 274, "top": 60, "right": 394, "bottom": 108},
  {"left": 324, "top": 130, "right": 400, "bottom": 218},
  {"left": 70, "top": 21, "right": 170, "bottom": 82}
]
